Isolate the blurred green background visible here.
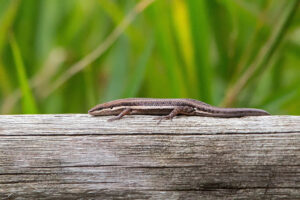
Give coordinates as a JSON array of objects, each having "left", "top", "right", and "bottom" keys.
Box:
[{"left": 0, "top": 0, "right": 299, "bottom": 115}]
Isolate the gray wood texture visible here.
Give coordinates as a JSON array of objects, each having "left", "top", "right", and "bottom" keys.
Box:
[{"left": 0, "top": 114, "right": 300, "bottom": 199}]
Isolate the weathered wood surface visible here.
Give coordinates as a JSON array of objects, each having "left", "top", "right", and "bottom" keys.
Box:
[{"left": 0, "top": 114, "right": 300, "bottom": 199}]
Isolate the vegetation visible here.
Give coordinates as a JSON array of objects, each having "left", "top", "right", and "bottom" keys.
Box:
[{"left": 0, "top": 0, "right": 299, "bottom": 115}]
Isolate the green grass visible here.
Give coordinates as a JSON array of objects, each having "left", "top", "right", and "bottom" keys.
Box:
[
  {"left": 186, "top": 0, "right": 213, "bottom": 103},
  {"left": 9, "top": 34, "right": 38, "bottom": 113},
  {"left": 0, "top": 0, "right": 299, "bottom": 115}
]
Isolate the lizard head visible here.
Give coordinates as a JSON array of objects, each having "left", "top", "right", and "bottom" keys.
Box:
[{"left": 88, "top": 100, "right": 125, "bottom": 116}]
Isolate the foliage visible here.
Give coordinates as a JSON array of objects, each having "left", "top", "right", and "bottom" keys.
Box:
[{"left": 0, "top": 0, "right": 299, "bottom": 115}]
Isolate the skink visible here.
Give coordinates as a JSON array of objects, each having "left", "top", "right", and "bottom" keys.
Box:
[{"left": 88, "top": 98, "right": 270, "bottom": 121}]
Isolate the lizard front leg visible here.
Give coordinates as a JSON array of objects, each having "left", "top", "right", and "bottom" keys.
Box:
[{"left": 108, "top": 108, "right": 131, "bottom": 121}]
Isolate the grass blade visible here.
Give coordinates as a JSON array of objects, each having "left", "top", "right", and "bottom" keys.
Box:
[
  {"left": 186, "top": 0, "right": 213, "bottom": 103},
  {"left": 104, "top": 36, "right": 129, "bottom": 101},
  {"left": 223, "top": 0, "right": 300, "bottom": 107},
  {"left": 122, "top": 37, "right": 154, "bottom": 97},
  {"left": 0, "top": 0, "right": 19, "bottom": 96},
  {"left": 43, "top": 0, "right": 155, "bottom": 98},
  {"left": 147, "top": 0, "right": 186, "bottom": 97},
  {"left": 9, "top": 34, "right": 38, "bottom": 113}
]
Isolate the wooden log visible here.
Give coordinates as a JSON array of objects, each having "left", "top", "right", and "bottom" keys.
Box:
[{"left": 0, "top": 114, "right": 300, "bottom": 199}]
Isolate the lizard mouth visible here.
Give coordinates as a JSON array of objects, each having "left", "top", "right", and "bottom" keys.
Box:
[
  {"left": 88, "top": 107, "right": 101, "bottom": 115},
  {"left": 88, "top": 107, "right": 123, "bottom": 116}
]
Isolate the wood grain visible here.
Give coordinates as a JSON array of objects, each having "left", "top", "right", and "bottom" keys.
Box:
[{"left": 0, "top": 114, "right": 300, "bottom": 199}]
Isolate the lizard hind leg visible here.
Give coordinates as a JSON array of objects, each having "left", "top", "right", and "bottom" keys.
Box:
[
  {"left": 156, "top": 106, "right": 194, "bottom": 123},
  {"left": 108, "top": 108, "right": 131, "bottom": 121}
]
